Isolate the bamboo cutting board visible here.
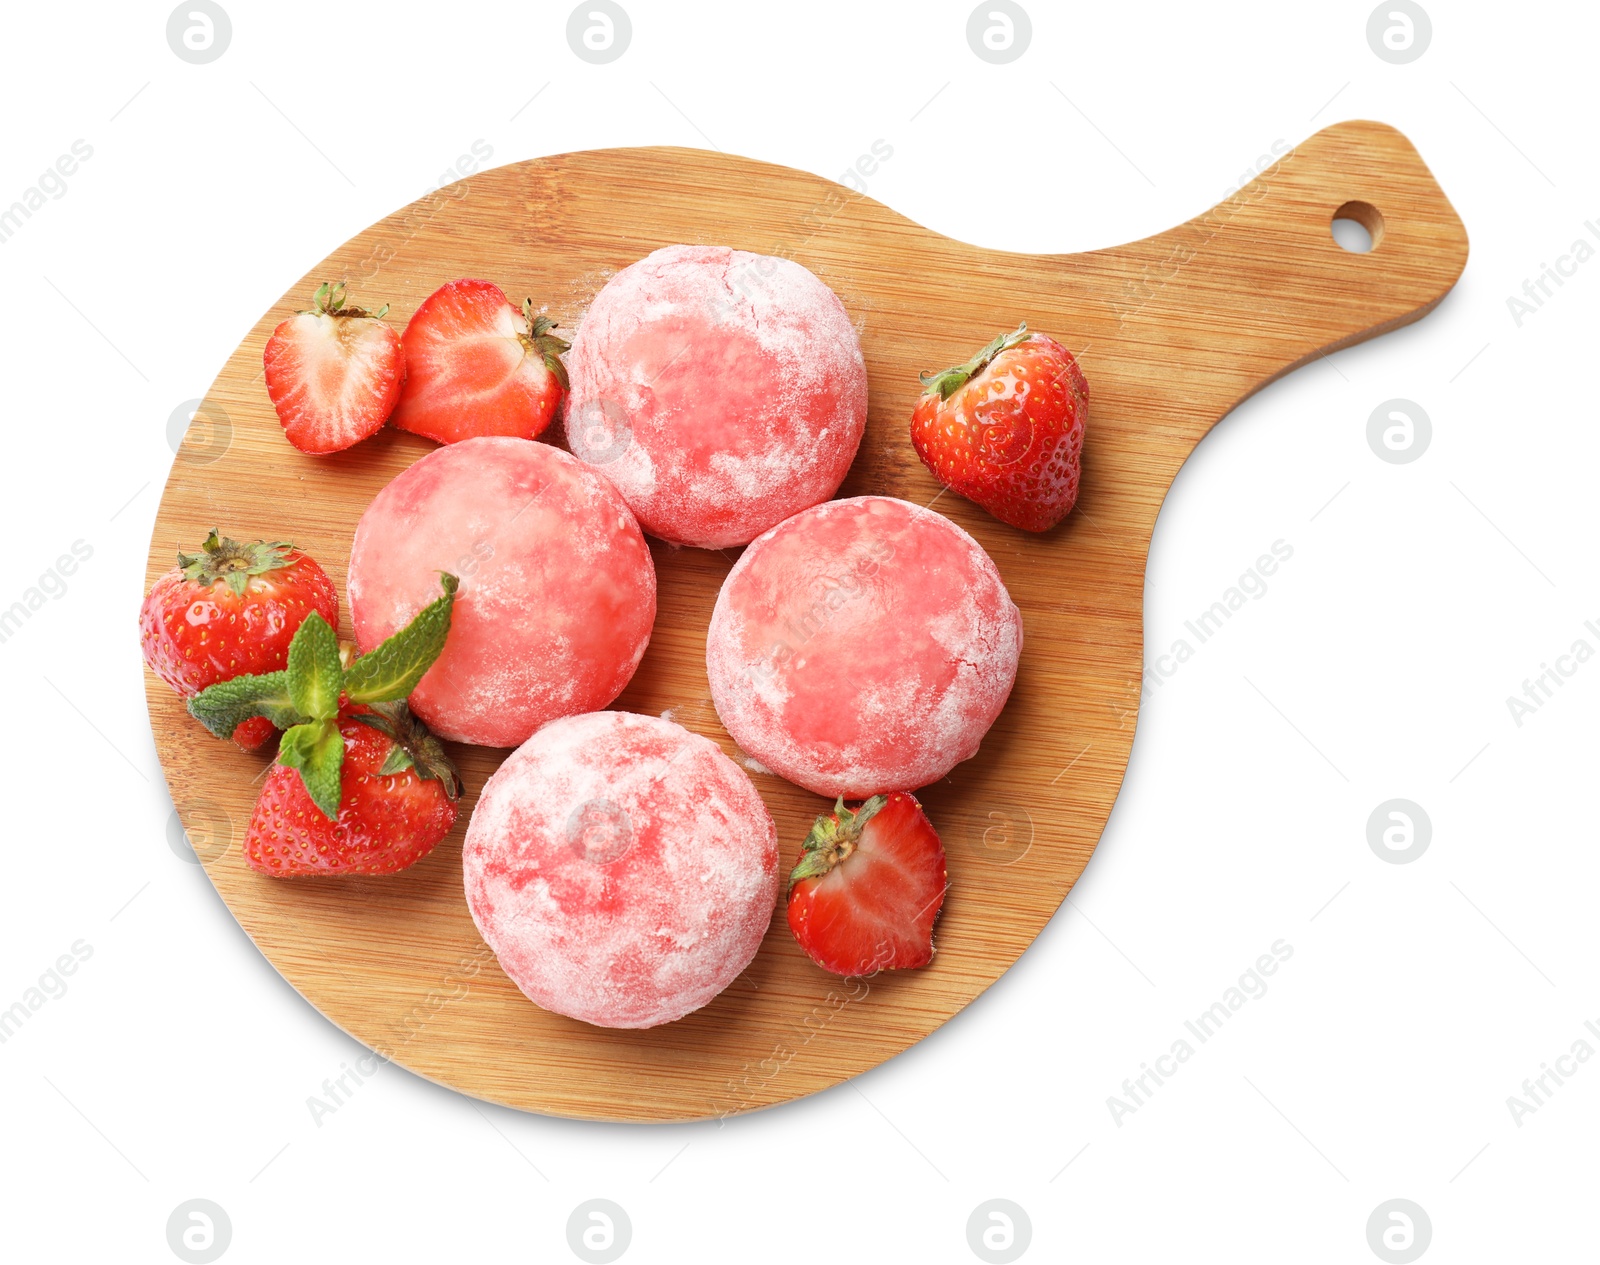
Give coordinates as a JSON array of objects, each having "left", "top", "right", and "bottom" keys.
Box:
[{"left": 145, "top": 121, "right": 1467, "bottom": 1122}]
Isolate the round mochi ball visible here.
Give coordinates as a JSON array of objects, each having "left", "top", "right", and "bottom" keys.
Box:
[
  {"left": 564, "top": 243, "right": 868, "bottom": 549},
  {"left": 463, "top": 710, "right": 780, "bottom": 1029},
  {"left": 706, "top": 496, "right": 1023, "bottom": 798},
  {"left": 348, "top": 437, "right": 656, "bottom": 748}
]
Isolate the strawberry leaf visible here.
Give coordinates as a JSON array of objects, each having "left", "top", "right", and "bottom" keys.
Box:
[
  {"left": 278, "top": 719, "right": 344, "bottom": 820},
  {"left": 351, "top": 700, "right": 462, "bottom": 799},
  {"left": 521, "top": 301, "right": 570, "bottom": 390},
  {"left": 178, "top": 529, "right": 295, "bottom": 594},
  {"left": 286, "top": 611, "right": 343, "bottom": 721},
  {"left": 187, "top": 670, "right": 303, "bottom": 738},
  {"left": 788, "top": 849, "right": 837, "bottom": 887},
  {"left": 787, "top": 796, "right": 886, "bottom": 891},
  {"left": 378, "top": 743, "right": 415, "bottom": 776},
  {"left": 919, "top": 323, "right": 1031, "bottom": 400},
  {"left": 344, "top": 574, "right": 459, "bottom": 705}
]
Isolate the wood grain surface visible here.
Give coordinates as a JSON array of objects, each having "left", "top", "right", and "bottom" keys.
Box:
[{"left": 144, "top": 120, "right": 1467, "bottom": 1122}]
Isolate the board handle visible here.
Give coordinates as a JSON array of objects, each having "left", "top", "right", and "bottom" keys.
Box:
[{"left": 1103, "top": 120, "right": 1469, "bottom": 415}]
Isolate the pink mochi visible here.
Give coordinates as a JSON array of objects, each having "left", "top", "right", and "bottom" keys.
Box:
[
  {"left": 564, "top": 244, "right": 868, "bottom": 549},
  {"left": 348, "top": 437, "right": 656, "bottom": 748},
  {"left": 463, "top": 710, "right": 780, "bottom": 1029},
  {"left": 706, "top": 496, "right": 1023, "bottom": 798}
]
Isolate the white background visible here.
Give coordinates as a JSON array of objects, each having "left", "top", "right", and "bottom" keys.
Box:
[{"left": 1, "top": 1, "right": 1594, "bottom": 1261}]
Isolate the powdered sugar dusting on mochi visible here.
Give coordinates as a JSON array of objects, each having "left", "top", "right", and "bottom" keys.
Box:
[
  {"left": 706, "top": 496, "right": 1022, "bottom": 797},
  {"left": 463, "top": 711, "right": 779, "bottom": 1029},
  {"left": 564, "top": 244, "right": 867, "bottom": 549},
  {"left": 349, "top": 437, "right": 656, "bottom": 748}
]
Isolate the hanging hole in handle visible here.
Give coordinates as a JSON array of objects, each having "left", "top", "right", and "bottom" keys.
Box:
[{"left": 1332, "top": 200, "right": 1385, "bottom": 253}]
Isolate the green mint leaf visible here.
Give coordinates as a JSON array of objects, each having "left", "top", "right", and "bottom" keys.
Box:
[
  {"left": 187, "top": 670, "right": 303, "bottom": 738},
  {"left": 286, "top": 611, "right": 343, "bottom": 720},
  {"left": 344, "top": 574, "right": 459, "bottom": 705},
  {"left": 278, "top": 719, "right": 344, "bottom": 820}
]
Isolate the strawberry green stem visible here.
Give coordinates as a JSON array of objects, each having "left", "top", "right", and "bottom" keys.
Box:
[
  {"left": 303, "top": 280, "right": 388, "bottom": 321},
  {"left": 520, "top": 298, "right": 571, "bottom": 390},
  {"left": 352, "top": 701, "right": 462, "bottom": 800},
  {"left": 919, "top": 322, "right": 1031, "bottom": 400},
  {"left": 177, "top": 529, "right": 296, "bottom": 598},
  {"left": 787, "top": 795, "right": 888, "bottom": 890}
]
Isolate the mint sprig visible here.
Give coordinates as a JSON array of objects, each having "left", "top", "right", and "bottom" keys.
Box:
[
  {"left": 343, "top": 574, "right": 459, "bottom": 704},
  {"left": 187, "top": 573, "right": 459, "bottom": 820},
  {"left": 187, "top": 670, "right": 302, "bottom": 737},
  {"left": 277, "top": 716, "right": 346, "bottom": 819},
  {"left": 286, "top": 612, "right": 343, "bottom": 721}
]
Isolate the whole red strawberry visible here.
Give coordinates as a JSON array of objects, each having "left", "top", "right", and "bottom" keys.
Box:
[
  {"left": 139, "top": 530, "right": 338, "bottom": 750},
  {"left": 263, "top": 282, "right": 404, "bottom": 454},
  {"left": 188, "top": 574, "right": 462, "bottom": 878},
  {"left": 389, "top": 279, "right": 568, "bottom": 444},
  {"left": 910, "top": 323, "right": 1089, "bottom": 532},
  {"left": 787, "top": 793, "right": 948, "bottom": 977},
  {"left": 244, "top": 706, "right": 460, "bottom": 876}
]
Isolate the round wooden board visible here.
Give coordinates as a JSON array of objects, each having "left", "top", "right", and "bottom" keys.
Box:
[{"left": 146, "top": 123, "right": 1466, "bottom": 1121}]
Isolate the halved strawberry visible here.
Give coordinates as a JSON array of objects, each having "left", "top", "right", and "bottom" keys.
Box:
[
  {"left": 262, "top": 282, "right": 404, "bottom": 454},
  {"left": 786, "top": 793, "right": 948, "bottom": 976},
  {"left": 389, "top": 278, "right": 569, "bottom": 444}
]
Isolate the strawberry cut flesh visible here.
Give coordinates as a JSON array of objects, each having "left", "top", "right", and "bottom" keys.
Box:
[
  {"left": 263, "top": 311, "right": 403, "bottom": 454},
  {"left": 390, "top": 279, "right": 563, "bottom": 444},
  {"left": 787, "top": 792, "right": 948, "bottom": 976}
]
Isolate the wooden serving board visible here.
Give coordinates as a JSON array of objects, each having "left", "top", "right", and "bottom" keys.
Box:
[{"left": 146, "top": 121, "right": 1466, "bottom": 1122}]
